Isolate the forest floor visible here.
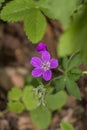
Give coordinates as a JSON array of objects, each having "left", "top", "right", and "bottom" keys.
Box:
[{"left": 0, "top": 20, "right": 87, "bottom": 130}]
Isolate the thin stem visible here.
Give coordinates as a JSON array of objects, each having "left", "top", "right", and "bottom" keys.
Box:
[
  {"left": 52, "top": 75, "right": 62, "bottom": 81},
  {"left": 37, "top": 78, "right": 44, "bottom": 86},
  {"left": 58, "top": 68, "right": 64, "bottom": 73}
]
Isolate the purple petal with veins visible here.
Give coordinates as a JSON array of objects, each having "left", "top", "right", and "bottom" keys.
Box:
[
  {"left": 30, "top": 57, "right": 42, "bottom": 67},
  {"left": 50, "top": 58, "right": 58, "bottom": 68},
  {"left": 43, "top": 70, "right": 52, "bottom": 81},
  {"left": 32, "top": 68, "right": 43, "bottom": 77},
  {"left": 42, "top": 51, "right": 50, "bottom": 62}
]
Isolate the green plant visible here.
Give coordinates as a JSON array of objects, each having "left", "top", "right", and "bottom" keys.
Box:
[
  {"left": 0, "top": 0, "right": 87, "bottom": 129},
  {"left": 61, "top": 122, "right": 75, "bottom": 130},
  {"left": 0, "top": 0, "right": 77, "bottom": 43}
]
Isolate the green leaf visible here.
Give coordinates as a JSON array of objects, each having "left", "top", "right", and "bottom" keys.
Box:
[
  {"left": 58, "top": 4, "right": 87, "bottom": 62},
  {"left": 8, "top": 101, "right": 24, "bottom": 113},
  {"left": 0, "top": 0, "right": 5, "bottom": 7},
  {"left": 55, "top": 76, "right": 66, "bottom": 92},
  {"left": 22, "top": 86, "right": 39, "bottom": 110},
  {"left": 46, "top": 87, "right": 53, "bottom": 95},
  {"left": 62, "top": 57, "right": 68, "bottom": 70},
  {"left": 30, "top": 106, "right": 51, "bottom": 129},
  {"left": 68, "top": 54, "right": 81, "bottom": 70},
  {"left": 24, "top": 9, "right": 47, "bottom": 43},
  {"left": 8, "top": 87, "right": 22, "bottom": 101},
  {"left": 25, "top": 75, "right": 33, "bottom": 85},
  {"left": 39, "top": 0, "right": 77, "bottom": 29},
  {"left": 60, "top": 122, "right": 75, "bottom": 130},
  {"left": 65, "top": 77, "right": 81, "bottom": 100},
  {"left": 71, "top": 68, "right": 82, "bottom": 74},
  {"left": 46, "top": 91, "right": 67, "bottom": 110},
  {"left": 1, "top": 0, "right": 47, "bottom": 43},
  {"left": 1, "top": 0, "right": 35, "bottom": 22},
  {"left": 68, "top": 68, "right": 82, "bottom": 81},
  {"left": 25, "top": 76, "right": 39, "bottom": 87}
]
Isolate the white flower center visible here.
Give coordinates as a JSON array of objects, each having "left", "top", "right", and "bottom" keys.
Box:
[{"left": 42, "top": 61, "right": 50, "bottom": 71}]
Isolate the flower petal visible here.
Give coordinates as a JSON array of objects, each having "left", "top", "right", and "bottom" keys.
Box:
[
  {"left": 36, "top": 43, "right": 47, "bottom": 54},
  {"left": 42, "top": 51, "right": 50, "bottom": 61},
  {"left": 50, "top": 58, "right": 58, "bottom": 68},
  {"left": 43, "top": 70, "right": 52, "bottom": 81},
  {"left": 30, "top": 57, "right": 42, "bottom": 67},
  {"left": 32, "top": 68, "right": 42, "bottom": 77}
]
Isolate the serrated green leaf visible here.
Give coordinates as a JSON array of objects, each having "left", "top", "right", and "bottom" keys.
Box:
[
  {"left": 8, "top": 101, "right": 24, "bottom": 113},
  {"left": 1, "top": 0, "right": 35, "bottom": 21},
  {"left": 61, "top": 122, "right": 75, "bottom": 130},
  {"left": 1, "top": 0, "right": 46, "bottom": 43},
  {"left": 8, "top": 87, "right": 22, "bottom": 101},
  {"left": 24, "top": 9, "right": 47, "bottom": 43},
  {"left": 58, "top": 4, "right": 87, "bottom": 63},
  {"left": 30, "top": 106, "right": 51, "bottom": 129},
  {"left": 65, "top": 77, "right": 81, "bottom": 100},
  {"left": 55, "top": 76, "right": 66, "bottom": 92},
  {"left": 46, "top": 91, "right": 67, "bottom": 110},
  {"left": 39, "top": 0, "right": 77, "bottom": 29},
  {"left": 23, "top": 86, "right": 39, "bottom": 110}
]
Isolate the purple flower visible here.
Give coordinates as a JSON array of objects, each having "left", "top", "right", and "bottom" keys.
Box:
[
  {"left": 30, "top": 51, "right": 58, "bottom": 81},
  {"left": 36, "top": 43, "right": 47, "bottom": 54}
]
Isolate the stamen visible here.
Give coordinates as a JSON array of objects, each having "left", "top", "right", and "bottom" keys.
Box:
[{"left": 42, "top": 61, "right": 50, "bottom": 71}]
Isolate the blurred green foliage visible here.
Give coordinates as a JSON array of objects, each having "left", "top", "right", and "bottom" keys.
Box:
[
  {"left": 0, "top": 0, "right": 78, "bottom": 42},
  {"left": 58, "top": 2, "right": 87, "bottom": 63}
]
